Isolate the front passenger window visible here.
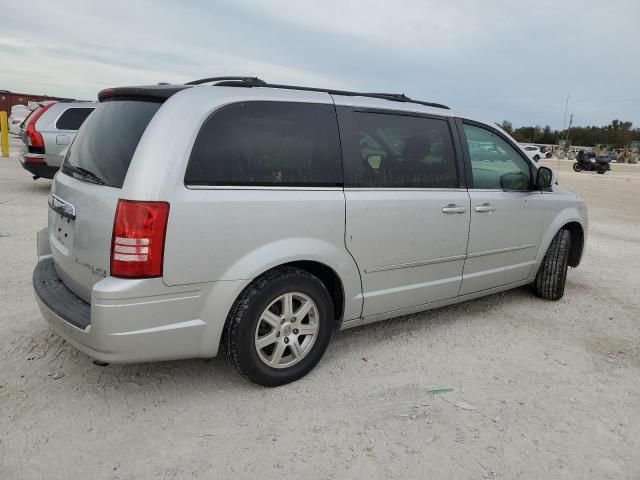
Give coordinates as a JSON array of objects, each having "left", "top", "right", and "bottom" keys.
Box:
[{"left": 463, "top": 124, "right": 531, "bottom": 190}]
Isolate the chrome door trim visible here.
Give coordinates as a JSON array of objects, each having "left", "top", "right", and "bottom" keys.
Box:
[
  {"left": 364, "top": 254, "right": 467, "bottom": 274},
  {"left": 466, "top": 243, "right": 536, "bottom": 259},
  {"left": 365, "top": 243, "right": 535, "bottom": 274},
  {"left": 48, "top": 193, "right": 76, "bottom": 220}
]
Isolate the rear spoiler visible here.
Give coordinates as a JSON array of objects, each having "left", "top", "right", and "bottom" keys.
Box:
[{"left": 98, "top": 85, "right": 191, "bottom": 103}]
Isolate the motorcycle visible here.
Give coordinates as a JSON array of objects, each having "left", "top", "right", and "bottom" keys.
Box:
[{"left": 573, "top": 149, "right": 611, "bottom": 174}]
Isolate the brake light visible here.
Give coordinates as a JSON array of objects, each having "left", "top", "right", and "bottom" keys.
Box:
[
  {"left": 26, "top": 103, "right": 56, "bottom": 149},
  {"left": 110, "top": 200, "right": 170, "bottom": 278}
]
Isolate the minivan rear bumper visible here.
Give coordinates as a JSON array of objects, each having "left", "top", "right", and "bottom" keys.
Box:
[{"left": 33, "top": 228, "right": 225, "bottom": 363}]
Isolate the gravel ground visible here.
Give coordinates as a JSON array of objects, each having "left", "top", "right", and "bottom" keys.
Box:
[{"left": 1, "top": 138, "right": 639, "bottom": 479}]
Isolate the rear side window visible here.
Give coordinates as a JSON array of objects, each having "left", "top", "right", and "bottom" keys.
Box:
[
  {"left": 55, "top": 107, "right": 94, "bottom": 130},
  {"left": 185, "top": 101, "right": 342, "bottom": 187},
  {"left": 345, "top": 112, "right": 458, "bottom": 188},
  {"left": 64, "top": 101, "right": 160, "bottom": 188}
]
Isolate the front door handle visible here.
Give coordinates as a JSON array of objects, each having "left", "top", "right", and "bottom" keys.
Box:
[
  {"left": 475, "top": 203, "right": 496, "bottom": 213},
  {"left": 442, "top": 204, "right": 466, "bottom": 214}
]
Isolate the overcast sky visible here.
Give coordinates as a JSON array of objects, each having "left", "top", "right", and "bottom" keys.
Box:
[{"left": 2, "top": 0, "right": 638, "bottom": 128}]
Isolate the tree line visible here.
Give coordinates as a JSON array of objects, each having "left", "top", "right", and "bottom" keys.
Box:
[{"left": 497, "top": 119, "right": 640, "bottom": 147}]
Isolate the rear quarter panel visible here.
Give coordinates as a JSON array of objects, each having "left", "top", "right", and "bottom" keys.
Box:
[{"left": 142, "top": 87, "right": 363, "bottom": 322}]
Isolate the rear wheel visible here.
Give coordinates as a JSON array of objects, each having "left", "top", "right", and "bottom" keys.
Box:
[
  {"left": 534, "top": 229, "right": 571, "bottom": 301},
  {"left": 224, "top": 267, "right": 334, "bottom": 386},
  {"left": 597, "top": 169, "right": 606, "bottom": 174}
]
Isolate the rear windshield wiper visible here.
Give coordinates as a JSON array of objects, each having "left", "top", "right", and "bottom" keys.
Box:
[{"left": 63, "top": 163, "right": 106, "bottom": 185}]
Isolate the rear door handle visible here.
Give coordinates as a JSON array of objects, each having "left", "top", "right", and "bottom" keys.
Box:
[
  {"left": 474, "top": 203, "right": 496, "bottom": 212},
  {"left": 442, "top": 204, "right": 466, "bottom": 214}
]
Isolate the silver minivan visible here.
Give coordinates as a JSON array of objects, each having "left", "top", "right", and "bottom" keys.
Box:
[
  {"left": 21, "top": 100, "right": 96, "bottom": 179},
  {"left": 33, "top": 77, "right": 588, "bottom": 386}
]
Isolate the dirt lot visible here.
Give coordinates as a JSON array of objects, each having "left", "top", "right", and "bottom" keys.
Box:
[{"left": 1, "top": 139, "right": 639, "bottom": 479}]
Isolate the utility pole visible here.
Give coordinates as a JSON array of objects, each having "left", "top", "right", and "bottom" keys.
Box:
[
  {"left": 562, "top": 93, "right": 570, "bottom": 131},
  {"left": 565, "top": 114, "right": 573, "bottom": 144}
]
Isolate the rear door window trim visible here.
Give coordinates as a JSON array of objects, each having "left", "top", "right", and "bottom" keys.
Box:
[{"left": 336, "top": 106, "right": 465, "bottom": 189}]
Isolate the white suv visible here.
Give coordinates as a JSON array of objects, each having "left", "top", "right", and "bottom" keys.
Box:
[
  {"left": 33, "top": 77, "right": 588, "bottom": 386},
  {"left": 522, "top": 145, "right": 544, "bottom": 162}
]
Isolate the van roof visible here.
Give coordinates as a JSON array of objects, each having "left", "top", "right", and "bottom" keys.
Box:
[{"left": 98, "top": 76, "right": 450, "bottom": 110}]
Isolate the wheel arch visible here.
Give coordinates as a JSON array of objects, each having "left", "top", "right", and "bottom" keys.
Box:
[
  {"left": 534, "top": 201, "right": 587, "bottom": 272},
  {"left": 216, "top": 260, "right": 348, "bottom": 356},
  {"left": 562, "top": 221, "right": 585, "bottom": 267},
  {"left": 286, "top": 260, "right": 345, "bottom": 327},
  {"left": 536, "top": 216, "right": 586, "bottom": 270}
]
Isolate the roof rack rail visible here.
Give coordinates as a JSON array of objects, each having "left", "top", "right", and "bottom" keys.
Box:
[
  {"left": 262, "top": 83, "right": 450, "bottom": 110},
  {"left": 184, "top": 76, "right": 450, "bottom": 109},
  {"left": 185, "top": 76, "right": 267, "bottom": 86}
]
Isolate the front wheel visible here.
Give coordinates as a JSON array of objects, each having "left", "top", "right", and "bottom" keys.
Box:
[
  {"left": 224, "top": 267, "right": 334, "bottom": 386},
  {"left": 572, "top": 162, "right": 583, "bottom": 172},
  {"left": 597, "top": 169, "right": 606, "bottom": 174},
  {"left": 534, "top": 229, "right": 571, "bottom": 301}
]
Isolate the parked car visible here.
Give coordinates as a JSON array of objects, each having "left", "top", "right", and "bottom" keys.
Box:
[
  {"left": 597, "top": 150, "right": 618, "bottom": 163},
  {"left": 522, "top": 145, "right": 543, "bottom": 162},
  {"left": 33, "top": 77, "right": 588, "bottom": 386},
  {"left": 21, "top": 101, "right": 96, "bottom": 179},
  {"left": 18, "top": 101, "right": 57, "bottom": 144},
  {"left": 8, "top": 104, "right": 30, "bottom": 135}
]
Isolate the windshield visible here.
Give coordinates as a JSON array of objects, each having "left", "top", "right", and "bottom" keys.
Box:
[{"left": 63, "top": 100, "right": 161, "bottom": 187}]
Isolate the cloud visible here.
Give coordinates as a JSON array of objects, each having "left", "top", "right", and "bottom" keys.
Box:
[{"left": 1, "top": 0, "right": 638, "bottom": 127}]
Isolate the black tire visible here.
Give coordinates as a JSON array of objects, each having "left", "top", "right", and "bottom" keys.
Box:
[
  {"left": 572, "top": 162, "right": 582, "bottom": 172},
  {"left": 534, "top": 229, "right": 571, "bottom": 301},
  {"left": 223, "top": 267, "right": 334, "bottom": 386},
  {"left": 597, "top": 169, "right": 606, "bottom": 174}
]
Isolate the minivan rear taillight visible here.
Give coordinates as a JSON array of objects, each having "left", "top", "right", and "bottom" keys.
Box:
[
  {"left": 26, "top": 103, "right": 56, "bottom": 153},
  {"left": 110, "top": 200, "right": 170, "bottom": 278}
]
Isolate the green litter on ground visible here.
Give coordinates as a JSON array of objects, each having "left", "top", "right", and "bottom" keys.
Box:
[{"left": 427, "top": 387, "right": 454, "bottom": 395}]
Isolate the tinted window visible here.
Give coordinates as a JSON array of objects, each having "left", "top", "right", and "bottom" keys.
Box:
[
  {"left": 463, "top": 123, "right": 532, "bottom": 190},
  {"left": 55, "top": 107, "right": 94, "bottom": 130},
  {"left": 185, "top": 102, "right": 342, "bottom": 186},
  {"left": 345, "top": 112, "right": 457, "bottom": 188},
  {"left": 63, "top": 101, "right": 160, "bottom": 188}
]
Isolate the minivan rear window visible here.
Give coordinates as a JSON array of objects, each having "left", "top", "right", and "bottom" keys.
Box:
[
  {"left": 185, "top": 101, "right": 343, "bottom": 187},
  {"left": 63, "top": 101, "right": 160, "bottom": 188}
]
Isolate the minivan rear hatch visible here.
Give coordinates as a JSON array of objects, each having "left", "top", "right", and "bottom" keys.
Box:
[{"left": 49, "top": 99, "right": 161, "bottom": 302}]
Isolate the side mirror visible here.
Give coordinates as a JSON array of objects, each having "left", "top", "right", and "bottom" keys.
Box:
[{"left": 536, "top": 166, "right": 553, "bottom": 190}]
